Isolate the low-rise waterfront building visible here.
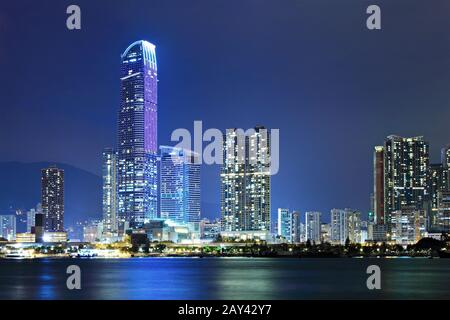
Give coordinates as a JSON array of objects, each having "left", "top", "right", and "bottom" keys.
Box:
[
  {"left": 43, "top": 231, "right": 67, "bottom": 243},
  {"left": 16, "top": 233, "right": 36, "bottom": 243},
  {"left": 144, "top": 219, "right": 200, "bottom": 244},
  {"left": 220, "top": 230, "right": 271, "bottom": 242}
]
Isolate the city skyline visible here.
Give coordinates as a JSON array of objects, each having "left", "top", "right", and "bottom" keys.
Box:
[
  {"left": 2, "top": 1, "right": 450, "bottom": 306},
  {"left": 6, "top": 93, "right": 449, "bottom": 244},
  {"left": 1, "top": 32, "right": 450, "bottom": 238},
  {"left": 2, "top": 1, "right": 450, "bottom": 223}
]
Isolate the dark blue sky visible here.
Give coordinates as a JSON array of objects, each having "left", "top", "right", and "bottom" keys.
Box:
[{"left": 1, "top": 0, "right": 450, "bottom": 221}]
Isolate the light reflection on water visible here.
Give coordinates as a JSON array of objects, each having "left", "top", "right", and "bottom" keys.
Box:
[{"left": 0, "top": 258, "right": 448, "bottom": 300}]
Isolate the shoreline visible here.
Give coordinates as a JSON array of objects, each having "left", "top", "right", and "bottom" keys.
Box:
[{"left": 0, "top": 254, "right": 443, "bottom": 260}]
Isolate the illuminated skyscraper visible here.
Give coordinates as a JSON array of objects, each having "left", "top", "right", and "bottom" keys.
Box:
[
  {"left": 291, "top": 211, "right": 301, "bottom": 243},
  {"left": 441, "top": 145, "right": 450, "bottom": 170},
  {"left": 0, "top": 215, "right": 16, "bottom": 241},
  {"left": 41, "top": 166, "right": 64, "bottom": 232},
  {"left": 330, "top": 208, "right": 362, "bottom": 244},
  {"left": 26, "top": 203, "right": 41, "bottom": 233},
  {"left": 373, "top": 146, "right": 385, "bottom": 224},
  {"left": 102, "top": 148, "right": 118, "bottom": 234},
  {"left": 26, "top": 208, "right": 36, "bottom": 233},
  {"left": 391, "top": 206, "right": 427, "bottom": 245},
  {"left": 117, "top": 40, "right": 158, "bottom": 229},
  {"left": 160, "top": 146, "right": 201, "bottom": 224},
  {"left": 429, "top": 163, "right": 448, "bottom": 210},
  {"left": 305, "top": 211, "right": 321, "bottom": 243},
  {"left": 221, "top": 127, "right": 271, "bottom": 232},
  {"left": 277, "top": 208, "right": 292, "bottom": 242},
  {"left": 428, "top": 145, "right": 450, "bottom": 229},
  {"left": 383, "top": 135, "right": 429, "bottom": 229},
  {"left": 330, "top": 209, "right": 346, "bottom": 244},
  {"left": 431, "top": 191, "right": 450, "bottom": 232},
  {"left": 441, "top": 145, "right": 450, "bottom": 190},
  {"left": 346, "top": 209, "right": 362, "bottom": 244},
  {"left": 321, "top": 223, "right": 331, "bottom": 243}
]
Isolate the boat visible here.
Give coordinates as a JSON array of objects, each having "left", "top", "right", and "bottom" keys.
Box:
[
  {"left": 4, "top": 250, "right": 32, "bottom": 259},
  {"left": 71, "top": 248, "right": 98, "bottom": 258}
]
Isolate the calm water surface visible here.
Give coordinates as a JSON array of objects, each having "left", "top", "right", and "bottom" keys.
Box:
[{"left": 0, "top": 257, "right": 448, "bottom": 299}]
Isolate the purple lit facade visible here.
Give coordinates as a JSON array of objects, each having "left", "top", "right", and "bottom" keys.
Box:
[{"left": 117, "top": 40, "right": 158, "bottom": 228}]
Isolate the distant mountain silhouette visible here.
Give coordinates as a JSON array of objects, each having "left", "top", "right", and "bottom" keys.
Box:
[{"left": 0, "top": 162, "right": 102, "bottom": 227}]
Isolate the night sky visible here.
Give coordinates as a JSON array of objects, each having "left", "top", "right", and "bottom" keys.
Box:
[{"left": 1, "top": 0, "right": 450, "bottom": 221}]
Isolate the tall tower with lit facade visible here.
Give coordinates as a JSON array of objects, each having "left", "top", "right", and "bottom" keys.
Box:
[
  {"left": 373, "top": 146, "right": 385, "bottom": 224},
  {"left": 102, "top": 148, "right": 118, "bottom": 234},
  {"left": 441, "top": 145, "right": 450, "bottom": 190},
  {"left": 305, "top": 211, "right": 321, "bottom": 243},
  {"left": 160, "top": 146, "right": 201, "bottom": 224},
  {"left": 221, "top": 127, "right": 271, "bottom": 232},
  {"left": 41, "top": 166, "right": 64, "bottom": 232},
  {"left": 277, "top": 208, "right": 292, "bottom": 242},
  {"left": 117, "top": 40, "right": 158, "bottom": 229},
  {"left": 330, "top": 208, "right": 361, "bottom": 245},
  {"left": 428, "top": 145, "right": 450, "bottom": 231},
  {"left": 383, "top": 135, "right": 429, "bottom": 229}
]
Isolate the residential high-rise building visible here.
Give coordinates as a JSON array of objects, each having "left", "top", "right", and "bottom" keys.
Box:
[
  {"left": 429, "top": 163, "right": 448, "bottom": 210},
  {"left": 117, "top": 40, "right": 158, "bottom": 229},
  {"left": 27, "top": 203, "right": 42, "bottom": 233},
  {"left": 41, "top": 166, "right": 64, "bottom": 232},
  {"left": 441, "top": 145, "right": 450, "bottom": 187},
  {"left": 291, "top": 211, "right": 301, "bottom": 243},
  {"left": 305, "top": 211, "right": 321, "bottom": 243},
  {"left": 383, "top": 135, "right": 429, "bottom": 230},
  {"left": 427, "top": 146, "right": 450, "bottom": 230},
  {"left": 346, "top": 209, "right": 362, "bottom": 244},
  {"left": 373, "top": 146, "right": 385, "bottom": 224},
  {"left": 221, "top": 127, "right": 271, "bottom": 232},
  {"left": 436, "top": 145, "right": 450, "bottom": 189},
  {"left": 320, "top": 223, "right": 331, "bottom": 243},
  {"left": 391, "top": 206, "right": 427, "bottom": 245},
  {"left": 26, "top": 203, "right": 41, "bottom": 233},
  {"left": 160, "top": 146, "right": 201, "bottom": 224},
  {"left": 0, "top": 215, "right": 16, "bottom": 241},
  {"left": 102, "top": 148, "right": 118, "bottom": 234},
  {"left": 430, "top": 191, "right": 450, "bottom": 233},
  {"left": 277, "top": 208, "right": 292, "bottom": 242},
  {"left": 330, "top": 209, "right": 346, "bottom": 244},
  {"left": 330, "top": 208, "right": 362, "bottom": 244},
  {"left": 299, "top": 222, "right": 306, "bottom": 243},
  {"left": 26, "top": 209, "right": 36, "bottom": 233}
]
